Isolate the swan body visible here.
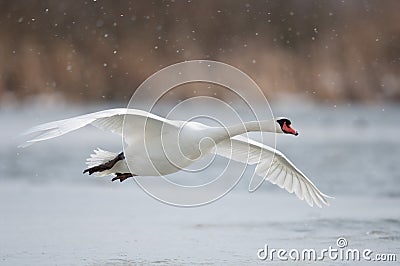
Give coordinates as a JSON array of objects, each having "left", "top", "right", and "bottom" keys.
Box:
[{"left": 21, "top": 108, "right": 331, "bottom": 207}]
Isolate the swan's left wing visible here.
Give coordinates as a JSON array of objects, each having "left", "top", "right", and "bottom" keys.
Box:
[
  {"left": 215, "top": 136, "right": 331, "bottom": 207},
  {"left": 19, "top": 108, "right": 182, "bottom": 147}
]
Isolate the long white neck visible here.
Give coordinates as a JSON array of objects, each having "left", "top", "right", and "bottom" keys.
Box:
[
  {"left": 226, "top": 120, "right": 278, "bottom": 136},
  {"left": 204, "top": 119, "right": 278, "bottom": 144}
]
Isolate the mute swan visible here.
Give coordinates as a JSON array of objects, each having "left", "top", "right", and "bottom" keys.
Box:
[{"left": 20, "top": 108, "right": 330, "bottom": 207}]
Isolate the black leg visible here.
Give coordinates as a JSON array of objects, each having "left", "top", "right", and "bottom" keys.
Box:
[
  {"left": 112, "top": 173, "right": 135, "bottom": 182},
  {"left": 83, "top": 152, "right": 125, "bottom": 175}
]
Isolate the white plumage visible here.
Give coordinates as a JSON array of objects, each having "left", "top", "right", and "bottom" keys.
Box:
[{"left": 21, "top": 108, "right": 331, "bottom": 207}]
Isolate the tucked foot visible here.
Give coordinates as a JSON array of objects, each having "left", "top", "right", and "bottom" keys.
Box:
[
  {"left": 83, "top": 152, "right": 125, "bottom": 175},
  {"left": 112, "top": 173, "right": 135, "bottom": 182}
]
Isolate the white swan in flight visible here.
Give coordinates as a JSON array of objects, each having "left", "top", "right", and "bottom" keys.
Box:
[{"left": 20, "top": 108, "right": 331, "bottom": 207}]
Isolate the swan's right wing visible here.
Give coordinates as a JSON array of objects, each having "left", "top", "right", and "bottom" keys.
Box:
[
  {"left": 20, "top": 108, "right": 181, "bottom": 147},
  {"left": 215, "top": 136, "right": 331, "bottom": 207}
]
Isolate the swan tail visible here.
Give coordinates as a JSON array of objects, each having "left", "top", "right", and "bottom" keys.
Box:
[
  {"left": 86, "top": 149, "right": 118, "bottom": 168},
  {"left": 85, "top": 149, "right": 118, "bottom": 177},
  {"left": 84, "top": 149, "right": 129, "bottom": 177}
]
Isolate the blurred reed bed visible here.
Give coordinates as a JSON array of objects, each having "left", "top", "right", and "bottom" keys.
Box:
[{"left": 0, "top": 0, "right": 399, "bottom": 104}]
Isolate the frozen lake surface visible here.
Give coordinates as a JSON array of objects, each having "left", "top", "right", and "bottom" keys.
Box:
[{"left": 0, "top": 102, "right": 399, "bottom": 265}]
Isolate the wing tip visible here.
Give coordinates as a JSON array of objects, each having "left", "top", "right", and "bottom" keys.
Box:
[
  {"left": 301, "top": 191, "right": 333, "bottom": 208},
  {"left": 18, "top": 140, "right": 36, "bottom": 148},
  {"left": 316, "top": 193, "right": 334, "bottom": 207},
  {"left": 321, "top": 193, "right": 335, "bottom": 199}
]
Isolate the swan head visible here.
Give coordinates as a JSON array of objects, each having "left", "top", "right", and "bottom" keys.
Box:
[{"left": 276, "top": 117, "right": 299, "bottom": 136}]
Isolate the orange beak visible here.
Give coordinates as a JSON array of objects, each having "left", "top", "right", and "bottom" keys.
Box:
[{"left": 282, "top": 122, "right": 299, "bottom": 136}]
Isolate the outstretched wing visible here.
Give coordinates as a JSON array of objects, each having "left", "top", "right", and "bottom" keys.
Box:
[
  {"left": 20, "top": 108, "right": 182, "bottom": 147},
  {"left": 215, "top": 135, "right": 331, "bottom": 207}
]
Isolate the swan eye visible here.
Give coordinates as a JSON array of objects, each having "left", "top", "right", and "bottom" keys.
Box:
[{"left": 276, "top": 118, "right": 291, "bottom": 128}]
